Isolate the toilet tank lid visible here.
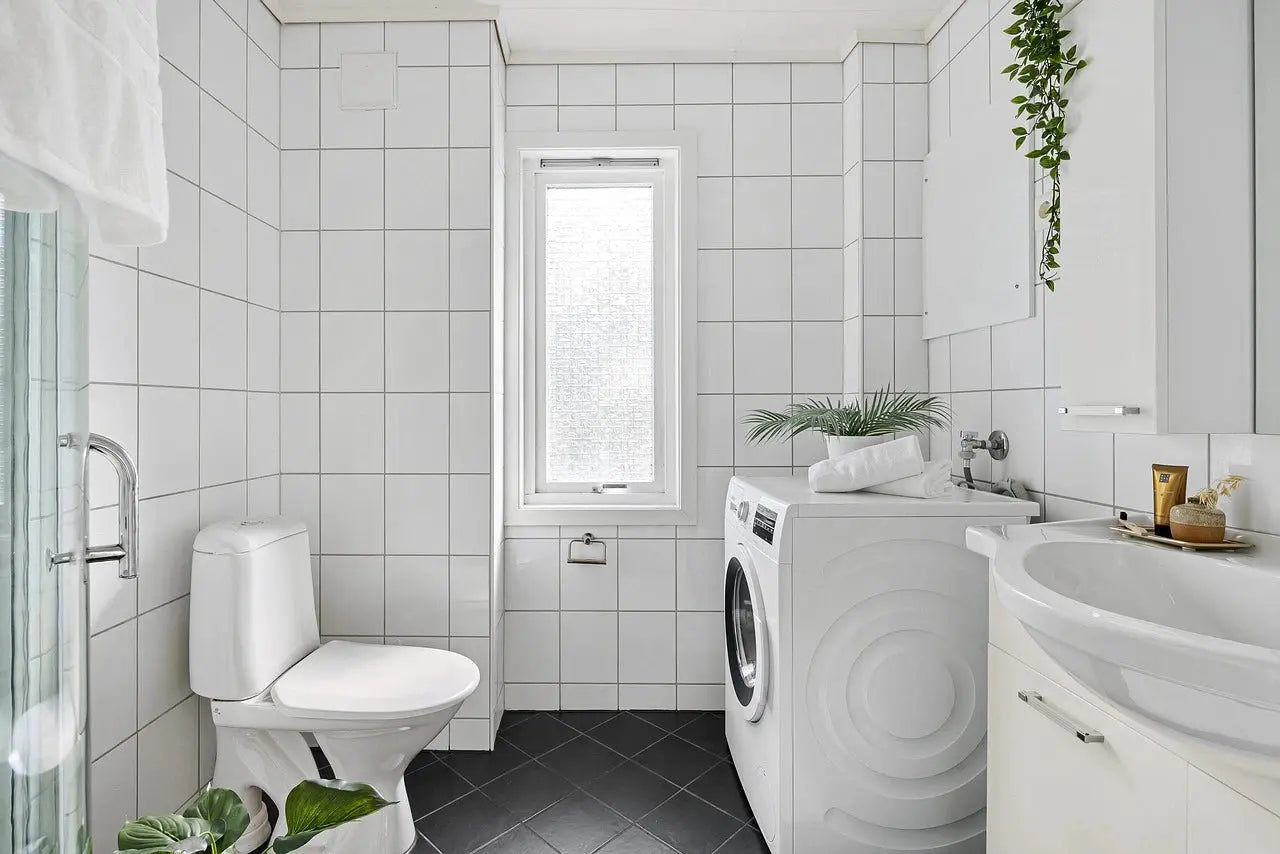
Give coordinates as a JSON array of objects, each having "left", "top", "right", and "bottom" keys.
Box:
[{"left": 193, "top": 517, "right": 308, "bottom": 555}]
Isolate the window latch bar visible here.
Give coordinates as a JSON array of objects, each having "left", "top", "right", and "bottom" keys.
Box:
[
  {"left": 593, "top": 483, "right": 630, "bottom": 494},
  {"left": 540, "top": 157, "right": 660, "bottom": 169}
]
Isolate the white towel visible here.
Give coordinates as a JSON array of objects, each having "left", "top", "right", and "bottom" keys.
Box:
[
  {"left": 865, "top": 460, "right": 953, "bottom": 499},
  {"left": 0, "top": 0, "right": 168, "bottom": 245},
  {"left": 808, "top": 435, "right": 925, "bottom": 493}
]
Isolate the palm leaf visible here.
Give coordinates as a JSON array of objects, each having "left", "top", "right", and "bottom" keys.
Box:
[{"left": 742, "top": 389, "right": 950, "bottom": 445}]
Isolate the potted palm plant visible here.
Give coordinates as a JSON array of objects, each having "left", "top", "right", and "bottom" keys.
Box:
[{"left": 742, "top": 389, "right": 951, "bottom": 459}]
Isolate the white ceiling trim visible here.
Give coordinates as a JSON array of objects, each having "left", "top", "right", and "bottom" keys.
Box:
[
  {"left": 506, "top": 27, "right": 923, "bottom": 66},
  {"left": 267, "top": 1, "right": 930, "bottom": 63},
  {"left": 923, "top": 0, "right": 964, "bottom": 42},
  {"left": 262, "top": 0, "right": 499, "bottom": 23}
]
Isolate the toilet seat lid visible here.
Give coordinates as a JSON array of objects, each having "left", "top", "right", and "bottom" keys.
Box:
[{"left": 272, "top": 641, "right": 480, "bottom": 720}]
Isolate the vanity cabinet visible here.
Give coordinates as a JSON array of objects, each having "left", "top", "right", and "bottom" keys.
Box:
[
  {"left": 987, "top": 646, "right": 1188, "bottom": 854},
  {"left": 1053, "top": 0, "right": 1253, "bottom": 434},
  {"left": 988, "top": 590, "right": 1280, "bottom": 852},
  {"left": 1188, "top": 769, "right": 1280, "bottom": 854}
]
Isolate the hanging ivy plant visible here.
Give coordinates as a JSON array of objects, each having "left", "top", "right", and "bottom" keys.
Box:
[{"left": 1003, "top": 0, "right": 1086, "bottom": 290}]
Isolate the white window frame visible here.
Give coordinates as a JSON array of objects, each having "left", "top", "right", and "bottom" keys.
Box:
[{"left": 505, "top": 132, "right": 698, "bottom": 526}]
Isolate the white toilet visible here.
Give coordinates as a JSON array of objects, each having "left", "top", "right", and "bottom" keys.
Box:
[{"left": 189, "top": 517, "right": 479, "bottom": 854}]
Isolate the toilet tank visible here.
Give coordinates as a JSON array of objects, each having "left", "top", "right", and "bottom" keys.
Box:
[{"left": 189, "top": 517, "right": 320, "bottom": 702}]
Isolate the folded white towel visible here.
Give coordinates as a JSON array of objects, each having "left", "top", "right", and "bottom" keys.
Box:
[
  {"left": 865, "top": 459, "right": 953, "bottom": 499},
  {"left": 0, "top": 0, "right": 168, "bottom": 245},
  {"left": 808, "top": 435, "right": 925, "bottom": 493}
]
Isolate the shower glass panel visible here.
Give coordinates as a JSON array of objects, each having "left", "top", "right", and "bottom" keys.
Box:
[{"left": 0, "top": 194, "right": 91, "bottom": 854}]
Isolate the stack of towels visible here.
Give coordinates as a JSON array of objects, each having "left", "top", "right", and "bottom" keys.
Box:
[{"left": 808, "top": 436, "right": 952, "bottom": 498}]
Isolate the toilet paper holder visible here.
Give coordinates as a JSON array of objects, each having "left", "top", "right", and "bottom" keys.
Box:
[{"left": 567, "top": 533, "right": 608, "bottom": 565}]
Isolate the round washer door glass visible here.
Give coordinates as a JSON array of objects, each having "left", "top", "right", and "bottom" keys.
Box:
[{"left": 725, "top": 551, "right": 769, "bottom": 722}]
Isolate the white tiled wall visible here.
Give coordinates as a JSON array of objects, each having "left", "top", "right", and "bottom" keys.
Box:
[
  {"left": 276, "top": 19, "right": 505, "bottom": 749},
  {"left": 500, "top": 61, "right": 845, "bottom": 710},
  {"left": 841, "top": 42, "right": 930, "bottom": 401},
  {"left": 926, "top": 0, "right": 1280, "bottom": 534},
  {"left": 87, "top": 1, "right": 283, "bottom": 851}
]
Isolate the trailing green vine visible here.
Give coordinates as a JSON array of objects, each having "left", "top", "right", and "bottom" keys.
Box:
[{"left": 1003, "top": 0, "right": 1086, "bottom": 290}]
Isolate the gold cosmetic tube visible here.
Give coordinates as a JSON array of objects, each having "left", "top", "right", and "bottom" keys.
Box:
[{"left": 1152, "top": 464, "right": 1189, "bottom": 537}]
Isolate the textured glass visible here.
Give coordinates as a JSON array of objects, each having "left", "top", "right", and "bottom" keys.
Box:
[{"left": 544, "top": 185, "right": 656, "bottom": 483}]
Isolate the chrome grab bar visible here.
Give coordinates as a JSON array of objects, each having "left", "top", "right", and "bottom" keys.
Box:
[
  {"left": 1018, "top": 690, "right": 1105, "bottom": 744},
  {"left": 51, "top": 432, "right": 139, "bottom": 579}
]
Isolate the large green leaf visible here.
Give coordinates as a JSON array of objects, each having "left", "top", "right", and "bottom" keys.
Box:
[
  {"left": 116, "top": 815, "right": 211, "bottom": 853},
  {"left": 184, "top": 788, "right": 251, "bottom": 852},
  {"left": 271, "top": 780, "right": 395, "bottom": 854}
]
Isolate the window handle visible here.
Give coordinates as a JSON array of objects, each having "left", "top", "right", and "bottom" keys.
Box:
[{"left": 592, "top": 483, "right": 629, "bottom": 494}]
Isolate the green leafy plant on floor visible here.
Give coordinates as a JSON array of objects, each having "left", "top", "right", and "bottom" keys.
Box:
[
  {"left": 115, "top": 780, "right": 393, "bottom": 854},
  {"left": 742, "top": 389, "right": 951, "bottom": 444},
  {"left": 1003, "top": 0, "right": 1087, "bottom": 290}
]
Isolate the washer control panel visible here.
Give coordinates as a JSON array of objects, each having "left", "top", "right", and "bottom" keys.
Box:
[
  {"left": 752, "top": 506, "right": 777, "bottom": 544},
  {"left": 725, "top": 478, "right": 786, "bottom": 561}
]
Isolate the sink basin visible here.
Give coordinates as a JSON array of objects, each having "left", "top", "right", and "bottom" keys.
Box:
[{"left": 968, "top": 519, "right": 1280, "bottom": 757}]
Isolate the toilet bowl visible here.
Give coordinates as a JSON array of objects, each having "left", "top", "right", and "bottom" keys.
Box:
[{"left": 189, "top": 518, "right": 480, "bottom": 854}]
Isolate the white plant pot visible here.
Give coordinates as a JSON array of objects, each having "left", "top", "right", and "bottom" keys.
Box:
[{"left": 825, "top": 434, "right": 891, "bottom": 459}]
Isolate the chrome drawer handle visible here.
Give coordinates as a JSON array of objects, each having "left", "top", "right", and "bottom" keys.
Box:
[
  {"left": 1057, "top": 405, "right": 1141, "bottom": 416},
  {"left": 1018, "top": 690, "right": 1105, "bottom": 744}
]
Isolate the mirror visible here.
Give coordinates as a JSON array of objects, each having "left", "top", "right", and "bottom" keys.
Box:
[{"left": 1257, "top": 2, "right": 1279, "bottom": 432}]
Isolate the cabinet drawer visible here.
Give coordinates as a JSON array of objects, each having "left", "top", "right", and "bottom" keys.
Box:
[{"left": 988, "top": 645, "right": 1188, "bottom": 854}]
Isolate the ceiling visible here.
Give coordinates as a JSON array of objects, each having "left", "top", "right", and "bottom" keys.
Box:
[{"left": 267, "top": 0, "right": 955, "bottom": 62}]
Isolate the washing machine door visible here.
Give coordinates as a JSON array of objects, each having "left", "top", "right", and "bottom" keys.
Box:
[{"left": 725, "top": 546, "right": 769, "bottom": 722}]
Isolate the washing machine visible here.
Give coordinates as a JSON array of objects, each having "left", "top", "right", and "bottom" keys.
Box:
[{"left": 723, "top": 475, "right": 1038, "bottom": 854}]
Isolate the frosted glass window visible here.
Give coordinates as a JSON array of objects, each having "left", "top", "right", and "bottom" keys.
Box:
[{"left": 543, "top": 186, "right": 656, "bottom": 483}]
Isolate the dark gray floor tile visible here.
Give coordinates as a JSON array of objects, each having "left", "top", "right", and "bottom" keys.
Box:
[
  {"left": 596, "top": 826, "right": 679, "bottom": 854},
  {"left": 475, "top": 825, "right": 557, "bottom": 854},
  {"left": 444, "top": 739, "right": 532, "bottom": 787},
  {"left": 686, "top": 763, "right": 752, "bottom": 821},
  {"left": 526, "top": 790, "right": 631, "bottom": 854},
  {"left": 674, "top": 715, "right": 730, "bottom": 759},
  {"left": 633, "top": 736, "right": 719, "bottom": 787},
  {"left": 308, "top": 746, "right": 336, "bottom": 780},
  {"left": 406, "top": 761, "right": 475, "bottom": 819},
  {"left": 590, "top": 714, "right": 667, "bottom": 757},
  {"left": 555, "top": 711, "right": 619, "bottom": 733},
  {"left": 502, "top": 714, "right": 580, "bottom": 756},
  {"left": 638, "top": 792, "right": 742, "bottom": 854},
  {"left": 712, "top": 826, "right": 769, "bottom": 854},
  {"left": 480, "top": 760, "right": 575, "bottom": 821},
  {"left": 498, "top": 711, "right": 540, "bottom": 733},
  {"left": 540, "top": 735, "right": 626, "bottom": 786},
  {"left": 588, "top": 761, "right": 679, "bottom": 822},
  {"left": 631, "top": 711, "right": 705, "bottom": 733},
  {"left": 416, "top": 790, "right": 519, "bottom": 854},
  {"left": 411, "top": 832, "right": 441, "bottom": 853},
  {"left": 407, "top": 749, "right": 439, "bottom": 777}
]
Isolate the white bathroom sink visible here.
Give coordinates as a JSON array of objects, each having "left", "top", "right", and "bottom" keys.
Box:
[{"left": 967, "top": 519, "right": 1280, "bottom": 757}]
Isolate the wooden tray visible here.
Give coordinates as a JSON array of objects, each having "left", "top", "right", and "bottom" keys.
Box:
[{"left": 1110, "top": 525, "right": 1254, "bottom": 552}]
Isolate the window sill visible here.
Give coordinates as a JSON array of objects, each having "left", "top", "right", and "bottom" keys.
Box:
[{"left": 504, "top": 501, "right": 697, "bottom": 528}]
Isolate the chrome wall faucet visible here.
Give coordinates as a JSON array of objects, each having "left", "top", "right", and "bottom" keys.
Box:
[{"left": 958, "top": 430, "right": 1010, "bottom": 488}]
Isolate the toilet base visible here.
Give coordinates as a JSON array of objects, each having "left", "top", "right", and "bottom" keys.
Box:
[{"left": 208, "top": 699, "right": 462, "bottom": 854}]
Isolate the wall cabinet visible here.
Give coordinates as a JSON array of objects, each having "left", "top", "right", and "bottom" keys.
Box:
[{"left": 1053, "top": 0, "right": 1253, "bottom": 434}]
